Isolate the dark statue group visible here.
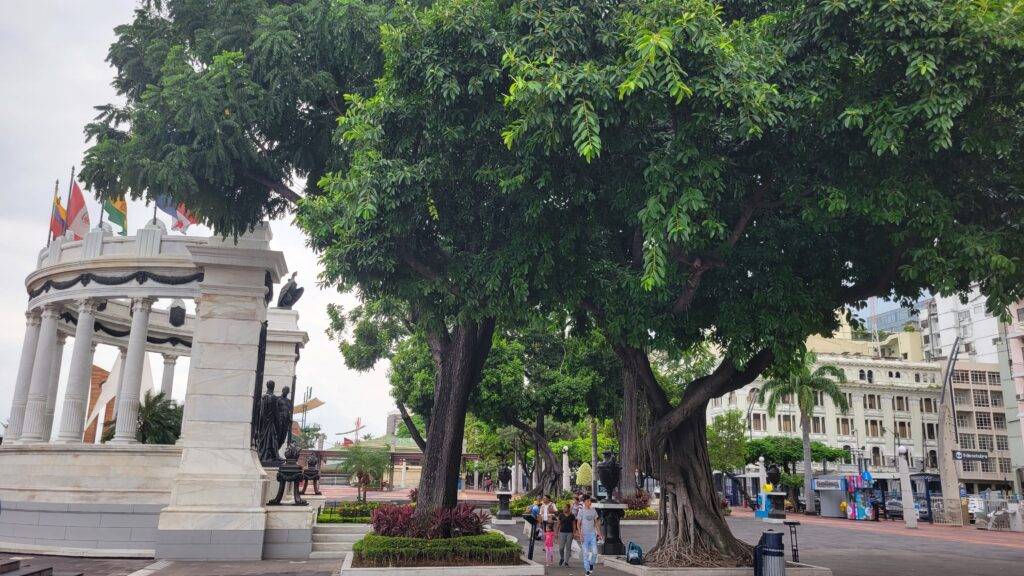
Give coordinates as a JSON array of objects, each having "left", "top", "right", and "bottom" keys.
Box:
[{"left": 255, "top": 380, "right": 293, "bottom": 466}]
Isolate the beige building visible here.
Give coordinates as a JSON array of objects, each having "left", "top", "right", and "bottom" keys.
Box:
[{"left": 948, "top": 361, "right": 1017, "bottom": 492}]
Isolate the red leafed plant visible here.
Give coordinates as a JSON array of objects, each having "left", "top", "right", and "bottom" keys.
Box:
[
  {"left": 371, "top": 503, "right": 490, "bottom": 539},
  {"left": 622, "top": 490, "right": 651, "bottom": 511}
]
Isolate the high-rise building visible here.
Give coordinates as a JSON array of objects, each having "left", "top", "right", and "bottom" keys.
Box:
[{"left": 917, "top": 287, "right": 1004, "bottom": 363}]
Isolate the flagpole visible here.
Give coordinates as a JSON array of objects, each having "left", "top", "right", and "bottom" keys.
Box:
[
  {"left": 63, "top": 166, "right": 76, "bottom": 237},
  {"left": 46, "top": 179, "right": 59, "bottom": 247}
]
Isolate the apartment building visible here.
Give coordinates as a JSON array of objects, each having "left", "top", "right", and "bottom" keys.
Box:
[
  {"left": 710, "top": 353, "right": 944, "bottom": 490},
  {"left": 947, "top": 362, "right": 1017, "bottom": 493},
  {"left": 918, "top": 287, "right": 1004, "bottom": 363},
  {"left": 1002, "top": 299, "right": 1024, "bottom": 489}
]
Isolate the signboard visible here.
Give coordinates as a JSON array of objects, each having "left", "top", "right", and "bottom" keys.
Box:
[
  {"left": 813, "top": 478, "right": 844, "bottom": 491},
  {"left": 861, "top": 470, "right": 873, "bottom": 482},
  {"left": 952, "top": 450, "right": 988, "bottom": 462}
]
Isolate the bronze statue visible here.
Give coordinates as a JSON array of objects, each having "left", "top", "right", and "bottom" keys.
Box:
[
  {"left": 267, "top": 442, "right": 308, "bottom": 506},
  {"left": 256, "top": 381, "right": 282, "bottom": 465},
  {"left": 300, "top": 453, "right": 323, "bottom": 495},
  {"left": 276, "top": 385, "right": 293, "bottom": 450},
  {"left": 276, "top": 272, "right": 304, "bottom": 309}
]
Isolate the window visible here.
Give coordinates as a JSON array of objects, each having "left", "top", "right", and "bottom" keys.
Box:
[
  {"left": 837, "top": 417, "right": 853, "bottom": 436},
  {"left": 974, "top": 305, "right": 985, "bottom": 317},
  {"left": 871, "top": 447, "right": 883, "bottom": 467},
  {"left": 781, "top": 393, "right": 794, "bottom": 405},
  {"left": 778, "top": 415, "right": 796, "bottom": 433},
  {"left": 954, "top": 389, "right": 970, "bottom": 406},
  {"left": 996, "top": 435, "right": 1009, "bottom": 451},
  {"left": 953, "top": 370, "right": 970, "bottom": 384},
  {"left": 813, "top": 391, "right": 824, "bottom": 407},
  {"left": 994, "top": 413, "right": 1006, "bottom": 430},
  {"left": 866, "top": 419, "right": 882, "bottom": 438},
  {"left": 990, "top": 391, "right": 1003, "bottom": 407},
  {"left": 973, "top": 390, "right": 990, "bottom": 407},
  {"left": 930, "top": 373, "right": 937, "bottom": 383},
  {"left": 960, "top": 433, "right": 976, "bottom": 449},
  {"left": 712, "top": 397, "right": 722, "bottom": 408},
  {"left": 750, "top": 413, "right": 766, "bottom": 431},
  {"left": 888, "top": 371, "right": 894, "bottom": 378},
  {"left": 925, "top": 423, "right": 937, "bottom": 441},
  {"left": 981, "top": 458, "right": 996, "bottom": 473},
  {"left": 915, "top": 373, "right": 921, "bottom": 383},
  {"left": 963, "top": 461, "right": 979, "bottom": 472},
  {"left": 864, "top": 394, "right": 881, "bottom": 410},
  {"left": 927, "top": 450, "right": 938, "bottom": 468},
  {"left": 859, "top": 369, "right": 866, "bottom": 381},
  {"left": 921, "top": 398, "right": 937, "bottom": 413},
  {"left": 842, "top": 445, "right": 853, "bottom": 464},
  {"left": 812, "top": 416, "right": 825, "bottom": 435},
  {"left": 960, "top": 324, "right": 974, "bottom": 338},
  {"left": 923, "top": 335, "right": 930, "bottom": 345},
  {"left": 843, "top": 392, "right": 853, "bottom": 410},
  {"left": 978, "top": 435, "right": 994, "bottom": 451},
  {"left": 895, "top": 371, "right": 901, "bottom": 379},
  {"left": 957, "top": 412, "right": 972, "bottom": 429},
  {"left": 867, "top": 370, "right": 874, "bottom": 383},
  {"left": 1000, "top": 458, "right": 1013, "bottom": 473},
  {"left": 971, "top": 370, "right": 987, "bottom": 384},
  {"left": 894, "top": 396, "right": 910, "bottom": 412},
  {"left": 896, "top": 421, "right": 912, "bottom": 439},
  {"left": 958, "top": 310, "right": 971, "bottom": 323},
  {"left": 1017, "top": 307, "right": 1024, "bottom": 322},
  {"left": 976, "top": 412, "right": 992, "bottom": 430},
  {"left": 921, "top": 318, "right": 930, "bottom": 329},
  {"left": 987, "top": 372, "right": 1001, "bottom": 386}
]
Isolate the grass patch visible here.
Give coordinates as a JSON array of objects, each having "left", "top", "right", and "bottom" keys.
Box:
[
  {"left": 624, "top": 508, "right": 658, "bottom": 520},
  {"left": 318, "top": 500, "right": 380, "bottom": 524},
  {"left": 352, "top": 532, "right": 521, "bottom": 567}
]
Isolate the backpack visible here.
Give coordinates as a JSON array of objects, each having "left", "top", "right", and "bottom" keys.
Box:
[{"left": 627, "top": 541, "right": 643, "bottom": 565}]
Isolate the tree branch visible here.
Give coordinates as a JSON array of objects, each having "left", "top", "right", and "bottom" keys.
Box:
[
  {"left": 242, "top": 170, "right": 302, "bottom": 204},
  {"left": 396, "top": 401, "right": 427, "bottom": 452},
  {"left": 613, "top": 345, "right": 671, "bottom": 418}
]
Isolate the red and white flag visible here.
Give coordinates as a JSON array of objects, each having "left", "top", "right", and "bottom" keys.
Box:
[
  {"left": 171, "top": 203, "right": 198, "bottom": 233},
  {"left": 66, "top": 181, "right": 90, "bottom": 240}
]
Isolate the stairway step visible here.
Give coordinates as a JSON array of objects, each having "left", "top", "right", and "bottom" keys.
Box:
[
  {"left": 312, "top": 542, "right": 353, "bottom": 552},
  {"left": 313, "top": 533, "right": 363, "bottom": 543},
  {"left": 0, "top": 560, "right": 21, "bottom": 574},
  {"left": 308, "top": 551, "right": 349, "bottom": 559},
  {"left": 313, "top": 524, "right": 371, "bottom": 534},
  {"left": 6, "top": 567, "right": 53, "bottom": 576}
]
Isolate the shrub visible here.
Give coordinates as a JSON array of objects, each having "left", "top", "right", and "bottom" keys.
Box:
[
  {"left": 317, "top": 514, "right": 372, "bottom": 524},
  {"left": 408, "top": 488, "right": 418, "bottom": 503},
  {"left": 624, "top": 508, "right": 658, "bottom": 520},
  {"left": 353, "top": 532, "right": 520, "bottom": 568},
  {"left": 576, "top": 463, "right": 593, "bottom": 488},
  {"left": 319, "top": 500, "right": 380, "bottom": 522},
  {"left": 622, "top": 490, "right": 651, "bottom": 511},
  {"left": 371, "top": 504, "right": 490, "bottom": 538}
]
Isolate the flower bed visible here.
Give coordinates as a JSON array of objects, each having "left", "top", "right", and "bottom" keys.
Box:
[{"left": 351, "top": 532, "right": 521, "bottom": 568}]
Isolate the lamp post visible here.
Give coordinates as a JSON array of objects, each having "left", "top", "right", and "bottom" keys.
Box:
[{"left": 897, "top": 445, "right": 918, "bottom": 528}]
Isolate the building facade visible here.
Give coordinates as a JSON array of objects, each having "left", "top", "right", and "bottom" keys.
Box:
[{"left": 918, "top": 287, "right": 1004, "bottom": 363}]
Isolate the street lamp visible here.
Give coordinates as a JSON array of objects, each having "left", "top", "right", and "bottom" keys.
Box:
[{"left": 896, "top": 445, "right": 918, "bottom": 529}]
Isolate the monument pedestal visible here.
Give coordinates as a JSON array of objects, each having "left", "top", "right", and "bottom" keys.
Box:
[
  {"left": 155, "top": 224, "right": 289, "bottom": 561},
  {"left": 494, "top": 491, "right": 514, "bottom": 524},
  {"left": 593, "top": 502, "right": 627, "bottom": 556}
]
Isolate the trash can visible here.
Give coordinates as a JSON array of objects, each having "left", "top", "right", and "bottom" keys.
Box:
[{"left": 754, "top": 529, "right": 785, "bottom": 576}]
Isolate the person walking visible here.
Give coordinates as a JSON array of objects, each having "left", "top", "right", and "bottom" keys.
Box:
[
  {"left": 557, "top": 502, "right": 576, "bottom": 567},
  {"left": 576, "top": 494, "right": 601, "bottom": 576}
]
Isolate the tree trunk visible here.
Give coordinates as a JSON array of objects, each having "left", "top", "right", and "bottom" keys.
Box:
[
  {"left": 415, "top": 319, "right": 495, "bottom": 513},
  {"left": 649, "top": 412, "right": 752, "bottom": 567},
  {"left": 515, "top": 418, "right": 562, "bottom": 497},
  {"left": 800, "top": 413, "right": 816, "bottom": 514},
  {"left": 619, "top": 361, "right": 641, "bottom": 499}
]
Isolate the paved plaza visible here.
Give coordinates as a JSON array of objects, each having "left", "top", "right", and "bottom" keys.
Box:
[{"left": 14, "top": 507, "right": 1021, "bottom": 576}]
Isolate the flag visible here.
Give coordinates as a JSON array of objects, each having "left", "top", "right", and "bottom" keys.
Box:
[
  {"left": 103, "top": 195, "right": 128, "bottom": 236},
  {"left": 66, "top": 181, "right": 91, "bottom": 240},
  {"left": 155, "top": 194, "right": 198, "bottom": 233},
  {"left": 49, "top": 191, "right": 66, "bottom": 241}
]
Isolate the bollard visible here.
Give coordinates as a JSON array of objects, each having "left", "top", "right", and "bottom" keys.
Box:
[{"left": 755, "top": 529, "right": 786, "bottom": 576}]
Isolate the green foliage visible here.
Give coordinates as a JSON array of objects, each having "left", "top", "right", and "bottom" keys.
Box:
[
  {"left": 550, "top": 435, "right": 617, "bottom": 467},
  {"left": 395, "top": 413, "right": 427, "bottom": 439},
  {"left": 707, "top": 409, "right": 748, "bottom": 473},
  {"left": 746, "top": 436, "right": 846, "bottom": 469},
  {"left": 317, "top": 515, "right": 372, "bottom": 524},
  {"left": 779, "top": 472, "right": 805, "bottom": 491},
  {"left": 352, "top": 532, "right": 519, "bottom": 568},
  {"left": 102, "top": 391, "right": 182, "bottom": 445},
  {"left": 297, "top": 423, "right": 323, "bottom": 450},
  {"left": 624, "top": 508, "right": 658, "bottom": 520},
  {"left": 757, "top": 353, "right": 849, "bottom": 419},
  {"left": 575, "top": 462, "right": 593, "bottom": 489},
  {"left": 337, "top": 445, "right": 391, "bottom": 501}
]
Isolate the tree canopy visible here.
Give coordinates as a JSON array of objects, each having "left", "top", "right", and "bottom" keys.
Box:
[{"left": 707, "top": 409, "right": 747, "bottom": 473}]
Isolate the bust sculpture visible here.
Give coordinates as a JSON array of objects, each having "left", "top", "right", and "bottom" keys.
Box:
[{"left": 497, "top": 464, "right": 512, "bottom": 491}]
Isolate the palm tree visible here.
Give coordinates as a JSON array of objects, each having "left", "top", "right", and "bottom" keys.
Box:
[
  {"left": 102, "top": 391, "right": 182, "bottom": 444},
  {"left": 337, "top": 444, "right": 391, "bottom": 502},
  {"left": 757, "top": 352, "right": 848, "bottom": 514}
]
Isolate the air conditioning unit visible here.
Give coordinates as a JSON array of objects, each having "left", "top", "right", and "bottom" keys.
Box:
[{"left": 1017, "top": 393, "right": 1024, "bottom": 402}]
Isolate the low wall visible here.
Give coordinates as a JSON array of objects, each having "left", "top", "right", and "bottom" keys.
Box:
[{"left": 0, "top": 443, "right": 181, "bottom": 556}]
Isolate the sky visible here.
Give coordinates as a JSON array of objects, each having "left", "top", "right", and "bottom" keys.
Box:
[{"left": 0, "top": 1, "right": 393, "bottom": 439}]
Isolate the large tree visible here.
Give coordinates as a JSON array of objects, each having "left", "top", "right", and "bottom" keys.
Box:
[{"left": 502, "top": 0, "right": 1024, "bottom": 566}]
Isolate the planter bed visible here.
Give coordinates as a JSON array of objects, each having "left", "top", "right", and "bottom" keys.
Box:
[
  {"left": 340, "top": 533, "right": 544, "bottom": 575},
  {"left": 603, "top": 556, "right": 832, "bottom": 576},
  {"left": 317, "top": 515, "right": 372, "bottom": 523}
]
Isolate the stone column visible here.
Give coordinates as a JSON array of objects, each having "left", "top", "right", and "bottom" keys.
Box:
[
  {"left": 157, "top": 224, "right": 286, "bottom": 561},
  {"left": 474, "top": 469, "right": 479, "bottom": 490},
  {"left": 562, "top": 445, "right": 571, "bottom": 492},
  {"left": 6, "top": 310, "right": 42, "bottom": 441},
  {"left": 19, "top": 304, "right": 61, "bottom": 443},
  {"left": 160, "top": 354, "right": 178, "bottom": 397},
  {"left": 111, "top": 297, "right": 155, "bottom": 443},
  {"left": 41, "top": 333, "right": 67, "bottom": 441},
  {"left": 896, "top": 446, "right": 918, "bottom": 528},
  {"left": 56, "top": 300, "right": 99, "bottom": 443}
]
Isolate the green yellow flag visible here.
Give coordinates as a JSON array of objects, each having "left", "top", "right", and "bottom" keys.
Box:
[{"left": 103, "top": 196, "right": 128, "bottom": 236}]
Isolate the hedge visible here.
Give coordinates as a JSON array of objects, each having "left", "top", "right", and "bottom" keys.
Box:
[
  {"left": 352, "top": 532, "right": 521, "bottom": 568},
  {"left": 624, "top": 508, "right": 658, "bottom": 520},
  {"left": 317, "top": 514, "right": 372, "bottom": 524},
  {"left": 318, "top": 501, "right": 381, "bottom": 523}
]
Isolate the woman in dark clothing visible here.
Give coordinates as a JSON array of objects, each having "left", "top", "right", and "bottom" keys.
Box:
[{"left": 557, "top": 502, "right": 576, "bottom": 567}]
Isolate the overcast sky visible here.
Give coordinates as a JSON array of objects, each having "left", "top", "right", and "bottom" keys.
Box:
[{"left": 0, "top": 1, "right": 392, "bottom": 439}]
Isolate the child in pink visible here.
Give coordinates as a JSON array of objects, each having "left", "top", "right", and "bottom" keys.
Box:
[{"left": 544, "top": 521, "right": 556, "bottom": 564}]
